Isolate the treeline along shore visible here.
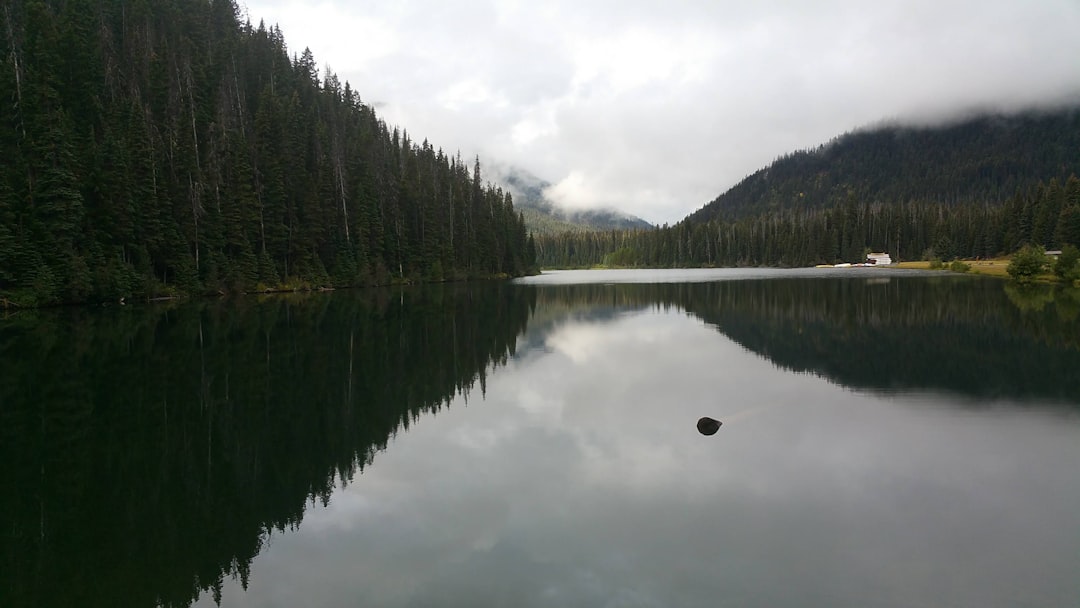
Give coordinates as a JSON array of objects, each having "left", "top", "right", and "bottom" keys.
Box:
[
  {"left": 0, "top": 0, "right": 537, "bottom": 307},
  {"left": 534, "top": 108, "right": 1080, "bottom": 269},
  {"left": 535, "top": 175, "right": 1080, "bottom": 270}
]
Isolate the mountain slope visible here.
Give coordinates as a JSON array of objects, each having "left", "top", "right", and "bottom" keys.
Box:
[
  {"left": 534, "top": 106, "right": 1080, "bottom": 269},
  {"left": 689, "top": 107, "right": 1080, "bottom": 223},
  {"left": 0, "top": 0, "right": 534, "bottom": 306},
  {"left": 498, "top": 167, "right": 654, "bottom": 233}
]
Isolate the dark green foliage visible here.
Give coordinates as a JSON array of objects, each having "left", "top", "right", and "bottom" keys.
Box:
[
  {"left": 949, "top": 260, "right": 971, "bottom": 273},
  {"left": 534, "top": 197, "right": 997, "bottom": 269},
  {"left": 532, "top": 107, "right": 1080, "bottom": 271},
  {"left": 1008, "top": 245, "right": 1049, "bottom": 283},
  {"left": 1054, "top": 244, "right": 1080, "bottom": 283},
  {"left": 1054, "top": 176, "right": 1080, "bottom": 247},
  {"left": 689, "top": 110, "right": 1080, "bottom": 223},
  {"left": 602, "top": 246, "right": 638, "bottom": 267},
  {"left": 685, "top": 278, "right": 1080, "bottom": 396},
  {"left": 0, "top": 0, "right": 534, "bottom": 306},
  {"left": 534, "top": 173, "right": 1080, "bottom": 270}
]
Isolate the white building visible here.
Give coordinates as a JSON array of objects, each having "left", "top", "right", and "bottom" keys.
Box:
[{"left": 866, "top": 252, "right": 893, "bottom": 265}]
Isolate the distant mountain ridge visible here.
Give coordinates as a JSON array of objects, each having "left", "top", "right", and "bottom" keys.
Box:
[
  {"left": 689, "top": 106, "right": 1080, "bottom": 223},
  {"left": 532, "top": 104, "right": 1080, "bottom": 269},
  {"left": 497, "top": 167, "right": 654, "bottom": 234}
]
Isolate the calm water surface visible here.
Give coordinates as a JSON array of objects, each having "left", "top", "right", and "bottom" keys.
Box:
[{"left": 2, "top": 269, "right": 1079, "bottom": 607}]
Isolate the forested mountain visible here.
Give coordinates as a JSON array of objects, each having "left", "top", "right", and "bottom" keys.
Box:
[
  {"left": 535, "top": 107, "right": 1080, "bottom": 268},
  {"left": 689, "top": 108, "right": 1080, "bottom": 223},
  {"left": 498, "top": 166, "right": 653, "bottom": 234},
  {"left": 0, "top": 0, "right": 535, "bottom": 307}
]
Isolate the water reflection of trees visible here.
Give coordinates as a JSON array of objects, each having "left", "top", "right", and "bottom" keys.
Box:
[
  {"left": 530, "top": 278, "right": 1080, "bottom": 403},
  {"left": 3, "top": 277, "right": 1075, "bottom": 608},
  {"left": 0, "top": 284, "right": 533, "bottom": 608}
]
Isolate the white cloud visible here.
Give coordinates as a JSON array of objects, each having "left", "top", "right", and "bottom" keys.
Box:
[
  {"left": 241, "top": 1, "right": 399, "bottom": 70},
  {"left": 436, "top": 78, "right": 509, "bottom": 111},
  {"left": 243, "top": 0, "right": 1080, "bottom": 224},
  {"left": 194, "top": 299, "right": 1080, "bottom": 608}
]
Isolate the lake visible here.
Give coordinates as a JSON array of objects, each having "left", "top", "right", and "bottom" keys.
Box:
[{"left": 2, "top": 268, "right": 1079, "bottom": 607}]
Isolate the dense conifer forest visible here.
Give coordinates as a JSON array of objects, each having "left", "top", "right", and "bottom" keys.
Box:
[
  {"left": 535, "top": 109, "right": 1080, "bottom": 268},
  {"left": 0, "top": 0, "right": 536, "bottom": 306},
  {"left": 691, "top": 110, "right": 1080, "bottom": 222}
]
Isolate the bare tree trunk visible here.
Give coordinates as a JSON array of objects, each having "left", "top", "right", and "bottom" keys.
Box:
[
  {"left": 3, "top": 4, "right": 25, "bottom": 139},
  {"left": 232, "top": 54, "right": 244, "bottom": 127},
  {"left": 335, "top": 157, "right": 350, "bottom": 243},
  {"left": 190, "top": 172, "right": 200, "bottom": 271}
]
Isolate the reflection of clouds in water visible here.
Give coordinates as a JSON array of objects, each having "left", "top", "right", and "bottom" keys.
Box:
[
  {"left": 530, "top": 314, "right": 726, "bottom": 490},
  {"left": 545, "top": 323, "right": 602, "bottom": 364},
  {"left": 514, "top": 386, "right": 565, "bottom": 421},
  {"left": 301, "top": 491, "right": 382, "bottom": 534},
  {"left": 447, "top": 420, "right": 518, "bottom": 451},
  {"left": 545, "top": 314, "right": 673, "bottom": 365},
  {"left": 578, "top": 434, "right": 681, "bottom": 491},
  {"left": 405, "top": 539, "right": 667, "bottom": 608},
  {"left": 200, "top": 306, "right": 1080, "bottom": 608}
]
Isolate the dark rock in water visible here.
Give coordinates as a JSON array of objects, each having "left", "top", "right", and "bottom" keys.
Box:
[{"left": 697, "top": 417, "right": 722, "bottom": 436}]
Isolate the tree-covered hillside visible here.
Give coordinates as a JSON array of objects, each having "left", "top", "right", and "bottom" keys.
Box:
[
  {"left": 535, "top": 107, "right": 1080, "bottom": 269},
  {"left": 0, "top": 0, "right": 535, "bottom": 306},
  {"left": 535, "top": 174, "right": 1080, "bottom": 268},
  {"left": 689, "top": 108, "right": 1080, "bottom": 223}
]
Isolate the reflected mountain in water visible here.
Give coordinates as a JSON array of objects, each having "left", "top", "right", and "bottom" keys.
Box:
[
  {"left": 692, "top": 278, "right": 1080, "bottom": 403},
  {"left": 524, "top": 278, "right": 1080, "bottom": 404},
  {"left": 0, "top": 284, "right": 533, "bottom": 608},
  {"left": 2, "top": 274, "right": 1077, "bottom": 608}
]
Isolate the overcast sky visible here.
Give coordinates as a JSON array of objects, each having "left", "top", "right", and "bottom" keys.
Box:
[{"left": 240, "top": 0, "right": 1080, "bottom": 225}]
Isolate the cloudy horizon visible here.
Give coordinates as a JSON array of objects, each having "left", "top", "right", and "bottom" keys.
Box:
[{"left": 241, "top": 0, "right": 1080, "bottom": 225}]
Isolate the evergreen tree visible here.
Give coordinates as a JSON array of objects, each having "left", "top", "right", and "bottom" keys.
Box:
[{"left": 0, "top": 0, "right": 537, "bottom": 305}]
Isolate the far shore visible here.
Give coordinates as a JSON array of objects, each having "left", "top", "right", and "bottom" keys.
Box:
[{"left": 893, "top": 259, "right": 1011, "bottom": 278}]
